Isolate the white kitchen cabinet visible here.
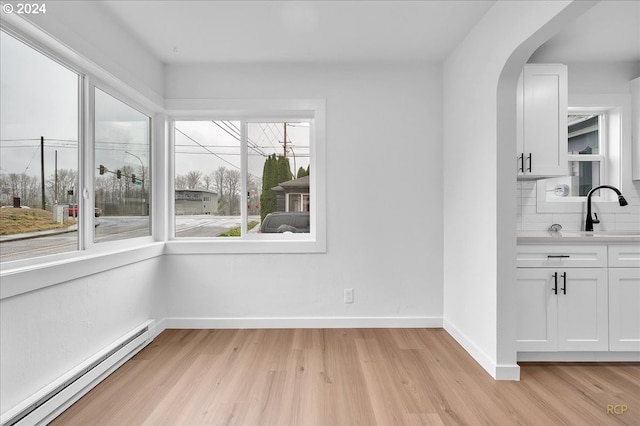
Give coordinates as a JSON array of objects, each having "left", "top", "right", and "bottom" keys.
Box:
[
  {"left": 516, "top": 64, "right": 568, "bottom": 179},
  {"left": 632, "top": 77, "right": 640, "bottom": 181},
  {"left": 608, "top": 268, "right": 640, "bottom": 352},
  {"left": 516, "top": 268, "right": 608, "bottom": 352}
]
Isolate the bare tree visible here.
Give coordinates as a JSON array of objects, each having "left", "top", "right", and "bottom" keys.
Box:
[
  {"left": 213, "top": 167, "right": 227, "bottom": 213},
  {"left": 185, "top": 170, "right": 202, "bottom": 189},
  {"left": 175, "top": 174, "right": 187, "bottom": 190},
  {"left": 202, "top": 173, "right": 214, "bottom": 191},
  {"left": 224, "top": 169, "right": 241, "bottom": 215}
]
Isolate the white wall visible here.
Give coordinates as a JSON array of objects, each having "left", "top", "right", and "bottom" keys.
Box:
[
  {"left": 20, "top": 1, "right": 164, "bottom": 105},
  {"left": 565, "top": 61, "right": 640, "bottom": 94},
  {"left": 442, "top": 0, "right": 593, "bottom": 379},
  {"left": 0, "top": 257, "right": 164, "bottom": 416},
  {"left": 163, "top": 62, "right": 444, "bottom": 326}
]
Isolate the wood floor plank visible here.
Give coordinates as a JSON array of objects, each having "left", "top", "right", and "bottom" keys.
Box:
[{"left": 50, "top": 329, "right": 640, "bottom": 426}]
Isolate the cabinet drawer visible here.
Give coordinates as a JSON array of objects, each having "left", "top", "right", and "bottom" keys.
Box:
[
  {"left": 516, "top": 245, "right": 606, "bottom": 268},
  {"left": 608, "top": 245, "right": 640, "bottom": 268}
]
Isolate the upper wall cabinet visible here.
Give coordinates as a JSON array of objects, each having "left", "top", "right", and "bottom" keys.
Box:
[
  {"left": 631, "top": 77, "right": 640, "bottom": 181},
  {"left": 517, "top": 64, "right": 568, "bottom": 180}
]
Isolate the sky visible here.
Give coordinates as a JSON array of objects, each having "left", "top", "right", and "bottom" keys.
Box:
[
  {"left": 0, "top": 31, "right": 79, "bottom": 177},
  {"left": 174, "top": 120, "right": 310, "bottom": 183}
]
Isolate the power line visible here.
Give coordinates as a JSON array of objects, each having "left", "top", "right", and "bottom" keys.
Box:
[{"left": 175, "top": 127, "right": 240, "bottom": 171}]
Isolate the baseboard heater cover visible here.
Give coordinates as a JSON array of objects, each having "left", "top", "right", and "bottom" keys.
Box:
[{"left": 1, "top": 320, "right": 153, "bottom": 426}]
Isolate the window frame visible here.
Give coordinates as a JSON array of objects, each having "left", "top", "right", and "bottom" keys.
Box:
[
  {"left": 165, "top": 99, "right": 326, "bottom": 254},
  {"left": 567, "top": 112, "right": 606, "bottom": 195},
  {"left": 536, "top": 94, "right": 632, "bottom": 214}
]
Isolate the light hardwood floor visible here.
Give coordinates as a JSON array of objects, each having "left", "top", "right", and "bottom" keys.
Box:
[{"left": 51, "top": 329, "right": 640, "bottom": 425}]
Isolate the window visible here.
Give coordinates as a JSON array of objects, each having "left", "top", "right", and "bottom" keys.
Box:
[
  {"left": 536, "top": 97, "right": 629, "bottom": 213},
  {"left": 0, "top": 28, "right": 156, "bottom": 269},
  {"left": 94, "top": 88, "right": 151, "bottom": 243},
  {"left": 542, "top": 113, "right": 605, "bottom": 200},
  {"left": 174, "top": 120, "right": 310, "bottom": 238},
  {"left": 168, "top": 99, "right": 325, "bottom": 253},
  {"left": 0, "top": 31, "right": 80, "bottom": 263}
]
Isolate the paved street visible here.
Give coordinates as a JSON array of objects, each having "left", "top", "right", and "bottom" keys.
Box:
[{"left": 0, "top": 215, "right": 259, "bottom": 263}]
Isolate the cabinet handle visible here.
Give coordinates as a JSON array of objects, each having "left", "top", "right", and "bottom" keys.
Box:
[
  {"left": 547, "top": 255, "right": 570, "bottom": 258},
  {"left": 552, "top": 272, "right": 558, "bottom": 295},
  {"left": 527, "top": 153, "right": 532, "bottom": 172},
  {"left": 519, "top": 153, "right": 524, "bottom": 173},
  {"left": 561, "top": 272, "right": 567, "bottom": 295}
]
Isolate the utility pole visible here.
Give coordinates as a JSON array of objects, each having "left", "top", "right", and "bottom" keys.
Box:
[
  {"left": 40, "top": 136, "right": 45, "bottom": 210},
  {"left": 54, "top": 150, "right": 58, "bottom": 205},
  {"left": 283, "top": 122, "right": 287, "bottom": 157}
]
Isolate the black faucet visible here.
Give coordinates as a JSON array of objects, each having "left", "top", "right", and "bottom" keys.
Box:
[{"left": 585, "top": 185, "right": 628, "bottom": 231}]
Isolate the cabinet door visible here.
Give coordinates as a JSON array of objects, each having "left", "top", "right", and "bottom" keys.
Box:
[
  {"left": 516, "top": 269, "right": 558, "bottom": 352},
  {"left": 609, "top": 268, "right": 640, "bottom": 351},
  {"left": 522, "top": 64, "right": 568, "bottom": 177},
  {"left": 557, "top": 268, "right": 608, "bottom": 351}
]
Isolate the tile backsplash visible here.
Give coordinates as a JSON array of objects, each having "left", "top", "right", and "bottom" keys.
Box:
[{"left": 517, "top": 180, "right": 640, "bottom": 232}]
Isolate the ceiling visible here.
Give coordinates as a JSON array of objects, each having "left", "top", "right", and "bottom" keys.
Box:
[
  {"left": 98, "top": 0, "right": 639, "bottom": 66},
  {"left": 530, "top": 0, "right": 640, "bottom": 63},
  {"left": 99, "top": 0, "right": 495, "bottom": 64}
]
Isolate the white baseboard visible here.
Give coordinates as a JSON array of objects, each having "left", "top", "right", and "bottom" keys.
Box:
[
  {"left": 444, "top": 318, "right": 521, "bottom": 381},
  {"left": 518, "top": 351, "right": 640, "bottom": 362},
  {"left": 162, "top": 316, "right": 442, "bottom": 330}
]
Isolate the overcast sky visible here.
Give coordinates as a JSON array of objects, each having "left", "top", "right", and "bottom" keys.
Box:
[{"left": 0, "top": 31, "right": 79, "bottom": 177}]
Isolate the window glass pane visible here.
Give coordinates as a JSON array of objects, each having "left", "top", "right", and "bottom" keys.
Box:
[
  {"left": 569, "top": 160, "right": 600, "bottom": 196},
  {"left": 0, "top": 31, "right": 79, "bottom": 263},
  {"left": 568, "top": 114, "right": 599, "bottom": 154},
  {"left": 94, "top": 88, "right": 150, "bottom": 243},
  {"left": 248, "top": 122, "right": 310, "bottom": 234},
  {"left": 174, "top": 121, "right": 241, "bottom": 237}
]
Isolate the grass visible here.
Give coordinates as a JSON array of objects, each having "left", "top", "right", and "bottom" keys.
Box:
[
  {"left": 0, "top": 207, "right": 77, "bottom": 235},
  {"left": 217, "top": 221, "right": 260, "bottom": 237}
]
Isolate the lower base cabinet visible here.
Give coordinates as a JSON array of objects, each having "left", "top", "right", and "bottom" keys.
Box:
[
  {"left": 516, "top": 268, "right": 608, "bottom": 352},
  {"left": 609, "top": 268, "right": 640, "bottom": 352}
]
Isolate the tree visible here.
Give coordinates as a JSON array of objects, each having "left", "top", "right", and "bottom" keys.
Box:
[
  {"left": 260, "top": 154, "right": 291, "bottom": 221},
  {"left": 202, "top": 173, "right": 214, "bottom": 191},
  {"left": 185, "top": 170, "right": 202, "bottom": 189},
  {"left": 213, "top": 166, "right": 228, "bottom": 214},
  {"left": 297, "top": 166, "right": 309, "bottom": 178},
  {"left": 224, "top": 169, "right": 241, "bottom": 215},
  {"left": 175, "top": 174, "right": 187, "bottom": 190}
]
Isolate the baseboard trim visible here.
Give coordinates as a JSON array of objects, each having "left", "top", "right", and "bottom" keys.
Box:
[
  {"left": 162, "top": 316, "right": 442, "bottom": 330},
  {"left": 518, "top": 351, "right": 640, "bottom": 362},
  {"left": 444, "top": 318, "right": 520, "bottom": 381}
]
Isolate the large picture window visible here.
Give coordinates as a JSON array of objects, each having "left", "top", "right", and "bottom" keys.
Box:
[
  {"left": 174, "top": 120, "right": 311, "bottom": 238},
  {"left": 0, "top": 31, "right": 80, "bottom": 263}
]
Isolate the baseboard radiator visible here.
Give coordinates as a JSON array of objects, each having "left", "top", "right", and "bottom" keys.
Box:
[{"left": 1, "top": 320, "right": 153, "bottom": 426}]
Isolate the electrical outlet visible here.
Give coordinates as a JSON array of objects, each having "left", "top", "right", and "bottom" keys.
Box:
[{"left": 344, "top": 288, "right": 354, "bottom": 304}]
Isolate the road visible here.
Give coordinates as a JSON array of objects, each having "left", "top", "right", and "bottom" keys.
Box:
[{"left": 0, "top": 215, "right": 259, "bottom": 263}]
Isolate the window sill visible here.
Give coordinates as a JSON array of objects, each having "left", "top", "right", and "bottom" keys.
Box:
[
  {"left": 165, "top": 236, "right": 326, "bottom": 255},
  {"left": 0, "top": 241, "right": 165, "bottom": 300}
]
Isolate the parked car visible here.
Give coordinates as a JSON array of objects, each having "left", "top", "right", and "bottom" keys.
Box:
[
  {"left": 67, "top": 204, "right": 101, "bottom": 217},
  {"left": 259, "top": 211, "right": 310, "bottom": 233}
]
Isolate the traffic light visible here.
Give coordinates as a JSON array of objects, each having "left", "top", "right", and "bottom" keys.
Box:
[
  {"left": 131, "top": 174, "right": 136, "bottom": 183},
  {"left": 99, "top": 164, "right": 105, "bottom": 175},
  {"left": 117, "top": 169, "right": 122, "bottom": 179}
]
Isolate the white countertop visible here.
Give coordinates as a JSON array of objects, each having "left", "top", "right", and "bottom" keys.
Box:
[{"left": 518, "top": 231, "right": 640, "bottom": 243}]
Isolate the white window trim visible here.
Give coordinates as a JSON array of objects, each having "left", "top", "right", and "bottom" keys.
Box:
[
  {"left": 165, "top": 99, "right": 326, "bottom": 254},
  {"left": 536, "top": 94, "right": 632, "bottom": 214}
]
